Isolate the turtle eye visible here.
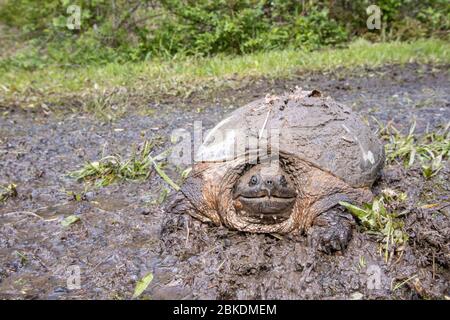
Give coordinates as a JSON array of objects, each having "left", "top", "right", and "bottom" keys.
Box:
[{"left": 249, "top": 175, "right": 258, "bottom": 186}]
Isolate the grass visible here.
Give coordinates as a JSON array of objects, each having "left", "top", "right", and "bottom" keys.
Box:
[
  {"left": 340, "top": 189, "right": 409, "bottom": 263},
  {"left": 392, "top": 275, "right": 418, "bottom": 292},
  {"left": 0, "top": 183, "right": 17, "bottom": 203},
  {"left": 342, "top": 119, "right": 449, "bottom": 260},
  {"left": 61, "top": 215, "right": 81, "bottom": 227},
  {"left": 69, "top": 140, "right": 156, "bottom": 187},
  {"left": 1, "top": 38, "right": 449, "bottom": 111},
  {"left": 376, "top": 119, "right": 450, "bottom": 178},
  {"left": 69, "top": 140, "right": 181, "bottom": 190}
]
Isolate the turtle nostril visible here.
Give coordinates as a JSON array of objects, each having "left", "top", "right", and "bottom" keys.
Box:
[{"left": 266, "top": 179, "right": 273, "bottom": 186}]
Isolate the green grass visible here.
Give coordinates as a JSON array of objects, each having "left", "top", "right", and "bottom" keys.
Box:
[
  {"left": 341, "top": 120, "right": 449, "bottom": 260},
  {"left": 69, "top": 140, "right": 156, "bottom": 187},
  {"left": 340, "top": 189, "right": 409, "bottom": 262},
  {"left": 69, "top": 139, "right": 181, "bottom": 191},
  {"left": 0, "top": 183, "right": 17, "bottom": 203},
  {"left": 376, "top": 119, "right": 450, "bottom": 178},
  {"left": 1, "top": 38, "right": 449, "bottom": 110},
  {"left": 0, "top": 183, "right": 17, "bottom": 202}
]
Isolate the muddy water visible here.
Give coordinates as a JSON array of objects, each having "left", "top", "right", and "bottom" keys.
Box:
[{"left": 0, "top": 63, "right": 449, "bottom": 299}]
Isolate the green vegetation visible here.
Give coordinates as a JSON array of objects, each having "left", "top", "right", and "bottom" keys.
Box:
[
  {"left": 392, "top": 275, "right": 418, "bottom": 292},
  {"left": 66, "top": 185, "right": 91, "bottom": 202},
  {"left": 148, "top": 154, "right": 180, "bottom": 191},
  {"left": 15, "top": 251, "right": 28, "bottom": 265},
  {"left": 151, "top": 187, "right": 170, "bottom": 205},
  {"left": 346, "top": 119, "right": 450, "bottom": 260},
  {"left": 0, "top": 183, "right": 17, "bottom": 203},
  {"left": 1, "top": 39, "right": 449, "bottom": 112},
  {"left": 1, "top": 1, "right": 448, "bottom": 113},
  {"left": 61, "top": 215, "right": 81, "bottom": 227},
  {"left": 0, "top": 0, "right": 448, "bottom": 69},
  {"left": 69, "top": 140, "right": 156, "bottom": 186},
  {"left": 377, "top": 120, "right": 450, "bottom": 178},
  {"left": 340, "top": 189, "right": 409, "bottom": 262},
  {"left": 132, "top": 272, "right": 154, "bottom": 299},
  {"left": 69, "top": 140, "right": 180, "bottom": 191}
]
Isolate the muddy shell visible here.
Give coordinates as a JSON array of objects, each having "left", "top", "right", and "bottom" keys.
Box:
[{"left": 196, "top": 88, "right": 384, "bottom": 188}]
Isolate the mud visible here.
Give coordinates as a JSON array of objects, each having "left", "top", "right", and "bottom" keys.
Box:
[{"left": 0, "top": 63, "right": 449, "bottom": 299}]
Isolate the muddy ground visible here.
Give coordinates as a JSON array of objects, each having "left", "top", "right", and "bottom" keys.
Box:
[{"left": 0, "top": 63, "right": 449, "bottom": 299}]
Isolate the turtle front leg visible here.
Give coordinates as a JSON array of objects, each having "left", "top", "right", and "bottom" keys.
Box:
[
  {"left": 307, "top": 206, "right": 355, "bottom": 254},
  {"left": 166, "top": 179, "right": 212, "bottom": 224},
  {"left": 166, "top": 169, "right": 222, "bottom": 225}
]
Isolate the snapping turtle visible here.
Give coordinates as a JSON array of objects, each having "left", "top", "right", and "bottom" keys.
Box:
[{"left": 170, "top": 88, "right": 384, "bottom": 252}]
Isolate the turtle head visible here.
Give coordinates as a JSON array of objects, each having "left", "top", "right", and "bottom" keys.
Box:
[{"left": 232, "top": 164, "right": 297, "bottom": 224}]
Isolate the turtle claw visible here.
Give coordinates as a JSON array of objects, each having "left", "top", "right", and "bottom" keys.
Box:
[{"left": 308, "top": 208, "right": 354, "bottom": 254}]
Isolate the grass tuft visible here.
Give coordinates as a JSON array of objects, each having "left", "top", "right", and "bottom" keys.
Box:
[
  {"left": 377, "top": 119, "right": 450, "bottom": 178},
  {"left": 340, "top": 189, "right": 409, "bottom": 262},
  {"left": 69, "top": 140, "right": 181, "bottom": 191},
  {"left": 0, "top": 183, "right": 17, "bottom": 203},
  {"left": 69, "top": 141, "right": 155, "bottom": 187}
]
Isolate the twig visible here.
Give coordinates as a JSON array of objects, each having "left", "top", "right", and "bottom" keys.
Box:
[
  {"left": 115, "top": 2, "right": 142, "bottom": 31},
  {"left": 30, "top": 252, "right": 49, "bottom": 271},
  {"left": 185, "top": 215, "right": 190, "bottom": 247},
  {"left": 1, "top": 210, "right": 59, "bottom": 222},
  {"left": 2, "top": 211, "right": 43, "bottom": 219},
  {"left": 392, "top": 274, "right": 418, "bottom": 291},
  {"left": 125, "top": 13, "right": 164, "bottom": 31},
  {"left": 259, "top": 107, "right": 272, "bottom": 139}
]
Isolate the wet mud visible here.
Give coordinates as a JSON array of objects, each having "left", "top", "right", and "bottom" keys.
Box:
[{"left": 0, "top": 63, "right": 449, "bottom": 299}]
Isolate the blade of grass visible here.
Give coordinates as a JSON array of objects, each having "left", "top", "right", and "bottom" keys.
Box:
[{"left": 148, "top": 155, "right": 180, "bottom": 191}]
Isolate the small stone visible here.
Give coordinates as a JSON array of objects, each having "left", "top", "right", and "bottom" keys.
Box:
[
  {"left": 223, "top": 239, "right": 231, "bottom": 248},
  {"left": 84, "top": 192, "right": 95, "bottom": 201},
  {"left": 139, "top": 208, "right": 150, "bottom": 216}
]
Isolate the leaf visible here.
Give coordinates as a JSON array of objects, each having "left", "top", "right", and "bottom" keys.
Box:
[
  {"left": 407, "top": 148, "right": 416, "bottom": 167},
  {"left": 132, "top": 272, "right": 154, "bottom": 299},
  {"left": 170, "top": 134, "right": 180, "bottom": 144},
  {"left": 181, "top": 167, "right": 192, "bottom": 179},
  {"left": 339, "top": 201, "right": 367, "bottom": 219},
  {"left": 421, "top": 164, "right": 433, "bottom": 178},
  {"left": 148, "top": 156, "right": 180, "bottom": 191},
  {"left": 61, "top": 215, "right": 80, "bottom": 227},
  {"left": 372, "top": 199, "right": 381, "bottom": 214},
  {"left": 408, "top": 121, "right": 416, "bottom": 136}
]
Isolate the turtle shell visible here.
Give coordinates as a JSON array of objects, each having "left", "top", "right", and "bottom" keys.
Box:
[{"left": 196, "top": 88, "right": 384, "bottom": 188}]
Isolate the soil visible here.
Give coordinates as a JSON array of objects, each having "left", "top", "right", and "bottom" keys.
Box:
[{"left": 0, "top": 63, "right": 449, "bottom": 300}]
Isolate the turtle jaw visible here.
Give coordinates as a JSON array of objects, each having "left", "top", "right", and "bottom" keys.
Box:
[
  {"left": 231, "top": 163, "right": 297, "bottom": 225},
  {"left": 233, "top": 196, "right": 295, "bottom": 225}
]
